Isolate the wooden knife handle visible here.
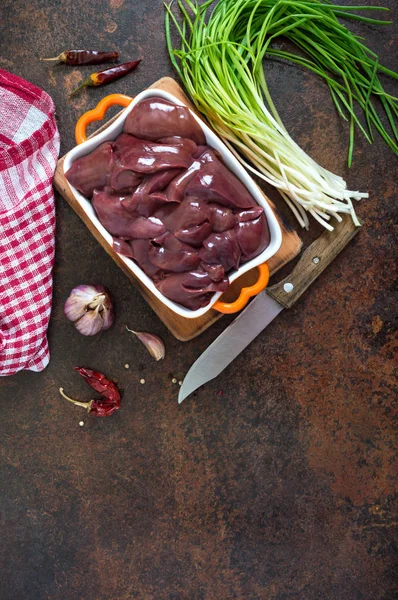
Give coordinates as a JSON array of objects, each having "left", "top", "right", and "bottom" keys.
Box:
[{"left": 266, "top": 216, "right": 361, "bottom": 309}]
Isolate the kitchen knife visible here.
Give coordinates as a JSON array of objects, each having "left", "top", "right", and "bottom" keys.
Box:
[{"left": 179, "top": 217, "right": 360, "bottom": 403}]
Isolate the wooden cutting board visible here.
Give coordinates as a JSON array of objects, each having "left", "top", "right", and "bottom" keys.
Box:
[{"left": 54, "top": 77, "right": 302, "bottom": 341}]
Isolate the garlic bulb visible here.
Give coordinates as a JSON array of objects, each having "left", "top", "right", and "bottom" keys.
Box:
[
  {"left": 126, "top": 326, "right": 165, "bottom": 360},
  {"left": 64, "top": 285, "right": 114, "bottom": 336}
]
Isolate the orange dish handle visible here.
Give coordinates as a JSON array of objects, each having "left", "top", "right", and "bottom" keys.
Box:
[
  {"left": 213, "top": 263, "right": 270, "bottom": 314},
  {"left": 75, "top": 93, "right": 133, "bottom": 144}
]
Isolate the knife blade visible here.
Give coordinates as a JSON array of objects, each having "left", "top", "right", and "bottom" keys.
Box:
[
  {"left": 179, "top": 216, "right": 360, "bottom": 403},
  {"left": 178, "top": 291, "right": 283, "bottom": 402}
]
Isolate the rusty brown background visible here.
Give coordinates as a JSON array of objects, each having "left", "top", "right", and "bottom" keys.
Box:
[{"left": 0, "top": 1, "right": 397, "bottom": 598}]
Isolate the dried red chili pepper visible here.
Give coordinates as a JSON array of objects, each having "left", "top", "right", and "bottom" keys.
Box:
[
  {"left": 59, "top": 367, "right": 121, "bottom": 417},
  {"left": 40, "top": 50, "right": 119, "bottom": 66},
  {"left": 70, "top": 60, "right": 141, "bottom": 96}
]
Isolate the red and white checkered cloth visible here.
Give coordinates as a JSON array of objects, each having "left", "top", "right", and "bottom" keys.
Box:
[{"left": 0, "top": 69, "right": 60, "bottom": 376}]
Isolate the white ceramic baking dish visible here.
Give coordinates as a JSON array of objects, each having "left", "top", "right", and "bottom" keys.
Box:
[{"left": 64, "top": 88, "right": 282, "bottom": 318}]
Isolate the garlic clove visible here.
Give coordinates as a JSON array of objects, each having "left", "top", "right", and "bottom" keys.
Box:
[
  {"left": 75, "top": 306, "right": 104, "bottom": 336},
  {"left": 98, "top": 293, "right": 114, "bottom": 330},
  {"left": 101, "top": 303, "right": 114, "bottom": 330},
  {"left": 126, "top": 326, "right": 165, "bottom": 361}
]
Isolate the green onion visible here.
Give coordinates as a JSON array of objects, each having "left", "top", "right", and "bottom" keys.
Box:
[{"left": 165, "top": 0, "right": 397, "bottom": 229}]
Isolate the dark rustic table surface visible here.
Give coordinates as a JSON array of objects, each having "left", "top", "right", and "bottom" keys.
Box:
[{"left": 0, "top": 1, "right": 397, "bottom": 599}]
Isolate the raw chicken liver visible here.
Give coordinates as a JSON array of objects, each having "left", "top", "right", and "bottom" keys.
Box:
[{"left": 66, "top": 97, "right": 270, "bottom": 310}]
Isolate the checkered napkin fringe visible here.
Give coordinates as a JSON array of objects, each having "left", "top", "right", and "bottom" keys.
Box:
[{"left": 0, "top": 69, "right": 60, "bottom": 376}]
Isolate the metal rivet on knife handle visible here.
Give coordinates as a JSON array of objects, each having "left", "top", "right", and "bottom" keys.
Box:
[
  {"left": 266, "top": 216, "right": 361, "bottom": 309},
  {"left": 283, "top": 283, "right": 294, "bottom": 293}
]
